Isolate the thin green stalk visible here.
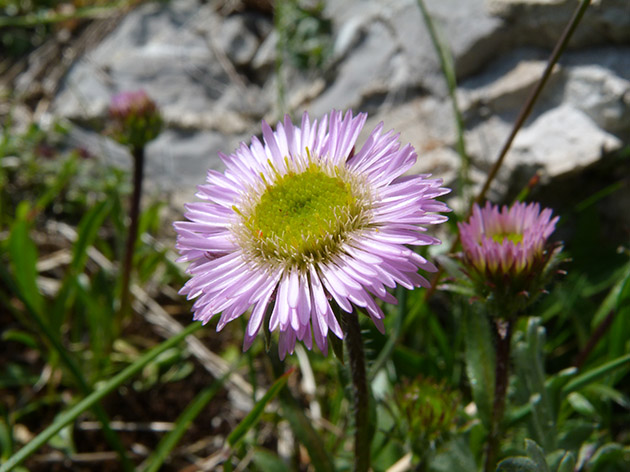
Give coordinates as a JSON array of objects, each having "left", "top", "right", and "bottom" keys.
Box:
[
  {"left": 342, "top": 309, "right": 370, "bottom": 472},
  {"left": 142, "top": 373, "right": 227, "bottom": 472},
  {"left": 484, "top": 318, "right": 514, "bottom": 472},
  {"left": 416, "top": 0, "right": 470, "bottom": 198},
  {"left": 0, "top": 264, "right": 134, "bottom": 472},
  {"left": 0, "top": 322, "right": 203, "bottom": 472},
  {"left": 119, "top": 145, "right": 145, "bottom": 321}
]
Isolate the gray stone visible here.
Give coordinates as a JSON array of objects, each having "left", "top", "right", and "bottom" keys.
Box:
[
  {"left": 215, "top": 15, "right": 264, "bottom": 67},
  {"left": 510, "top": 104, "right": 622, "bottom": 177},
  {"left": 44, "top": 0, "right": 630, "bottom": 206},
  {"left": 317, "top": 0, "right": 506, "bottom": 110},
  {"left": 486, "top": 0, "right": 630, "bottom": 48},
  {"left": 561, "top": 48, "right": 630, "bottom": 136},
  {"left": 458, "top": 55, "right": 562, "bottom": 116}
]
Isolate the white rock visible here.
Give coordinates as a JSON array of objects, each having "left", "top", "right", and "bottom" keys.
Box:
[
  {"left": 510, "top": 104, "right": 622, "bottom": 176},
  {"left": 563, "top": 63, "right": 630, "bottom": 135}
]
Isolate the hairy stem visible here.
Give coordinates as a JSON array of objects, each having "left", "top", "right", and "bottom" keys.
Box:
[
  {"left": 485, "top": 318, "right": 514, "bottom": 472},
  {"left": 119, "top": 145, "right": 145, "bottom": 320},
  {"left": 343, "top": 309, "right": 371, "bottom": 472}
]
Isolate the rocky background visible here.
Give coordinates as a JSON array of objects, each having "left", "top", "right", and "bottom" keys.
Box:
[{"left": 5, "top": 0, "right": 630, "bottom": 229}]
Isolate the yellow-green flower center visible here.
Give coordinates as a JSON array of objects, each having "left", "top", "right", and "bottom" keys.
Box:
[
  {"left": 237, "top": 163, "right": 370, "bottom": 267},
  {"left": 491, "top": 232, "right": 523, "bottom": 244}
]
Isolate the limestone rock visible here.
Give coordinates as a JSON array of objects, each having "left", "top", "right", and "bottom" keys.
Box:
[
  {"left": 486, "top": 0, "right": 630, "bottom": 47},
  {"left": 510, "top": 104, "right": 622, "bottom": 176}
]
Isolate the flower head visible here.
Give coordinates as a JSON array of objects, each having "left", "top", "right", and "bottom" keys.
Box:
[
  {"left": 458, "top": 201, "right": 561, "bottom": 313},
  {"left": 175, "top": 110, "right": 450, "bottom": 358},
  {"left": 109, "top": 90, "right": 162, "bottom": 149}
]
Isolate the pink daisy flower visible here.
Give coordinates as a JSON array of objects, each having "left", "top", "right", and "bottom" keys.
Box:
[
  {"left": 175, "top": 110, "right": 450, "bottom": 359},
  {"left": 458, "top": 201, "right": 561, "bottom": 310}
]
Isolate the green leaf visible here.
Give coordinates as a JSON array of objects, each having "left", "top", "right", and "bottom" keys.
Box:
[
  {"left": 70, "top": 199, "right": 111, "bottom": 273},
  {"left": 524, "top": 439, "right": 549, "bottom": 472},
  {"left": 141, "top": 374, "right": 228, "bottom": 472},
  {"left": 7, "top": 206, "right": 44, "bottom": 315},
  {"left": 586, "top": 443, "right": 626, "bottom": 470},
  {"left": 545, "top": 367, "right": 577, "bottom": 419},
  {"left": 514, "top": 318, "right": 556, "bottom": 451},
  {"left": 227, "top": 367, "right": 294, "bottom": 448},
  {"left": 557, "top": 420, "right": 596, "bottom": 450},
  {"left": 496, "top": 457, "right": 538, "bottom": 472},
  {"left": 51, "top": 199, "right": 111, "bottom": 332},
  {"left": 1, "top": 330, "right": 39, "bottom": 350},
  {"left": 251, "top": 448, "right": 291, "bottom": 472},
  {"left": 562, "top": 353, "right": 630, "bottom": 395},
  {"left": 430, "top": 437, "right": 477, "bottom": 472},
  {"left": 280, "top": 397, "right": 337, "bottom": 472},
  {"left": 464, "top": 306, "right": 495, "bottom": 428},
  {"left": 610, "top": 270, "right": 630, "bottom": 359},
  {"left": 555, "top": 451, "right": 576, "bottom": 472},
  {"left": 0, "top": 416, "right": 13, "bottom": 461},
  {"left": 567, "top": 392, "right": 597, "bottom": 419}
]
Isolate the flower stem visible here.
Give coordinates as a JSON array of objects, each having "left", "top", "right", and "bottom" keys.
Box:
[
  {"left": 484, "top": 318, "right": 514, "bottom": 472},
  {"left": 342, "top": 309, "right": 371, "bottom": 472},
  {"left": 119, "top": 145, "right": 145, "bottom": 320}
]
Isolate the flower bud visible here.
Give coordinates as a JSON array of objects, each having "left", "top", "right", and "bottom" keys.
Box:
[
  {"left": 109, "top": 90, "right": 163, "bottom": 150},
  {"left": 457, "top": 201, "right": 562, "bottom": 315}
]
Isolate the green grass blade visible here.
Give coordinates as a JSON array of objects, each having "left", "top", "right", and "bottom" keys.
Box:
[
  {"left": 227, "top": 367, "right": 294, "bottom": 448},
  {"left": 142, "top": 373, "right": 228, "bottom": 472},
  {"left": 7, "top": 204, "right": 44, "bottom": 314},
  {"left": 280, "top": 393, "right": 337, "bottom": 472},
  {"left": 71, "top": 199, "right": 112, "bottom": 274},
  {"left": 561, "top": 354, "right": 630, "bottom": 396},
  {"left": 610, "top": 269, "right": 630, "bottom": 359},
  {"left": 0, "top": 322, "right": 203, "bottom": 472},
  {"left": 251, "top": 447, "right": 291, "bottom": 472}
]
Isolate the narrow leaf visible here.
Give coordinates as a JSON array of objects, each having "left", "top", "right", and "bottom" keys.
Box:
[
  {"left": 496, "top": 457, "right": 538, "bottom": 472},
  {"left": 464, "top": 307, "right": 495, "bottom": 428},
  {"left": 280, "top": 394, "right": 336, "bottom": 472},
  {"left": 142, "top": 373, "right": 228, "bottom": 472},
  {"left": 525, "top": 439, "right": 549, "bottom": 472},
  {"left": 227, "top": 367, "right": 294, "bottom": 448},
  {"left": 562, "top": 353, "right": 630, "bottom": 395},
  {"left": 556, "top": 451, "right": 576, "bottom": 472},
  {"left": 252, "top": 448, "right": 291, "bottom": 472},
  {"left": 7, "top": 208, "right": 44, "bottom": 314},
  {"left": 71, "top": 199, "right": 111, "bottom": 273}
]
